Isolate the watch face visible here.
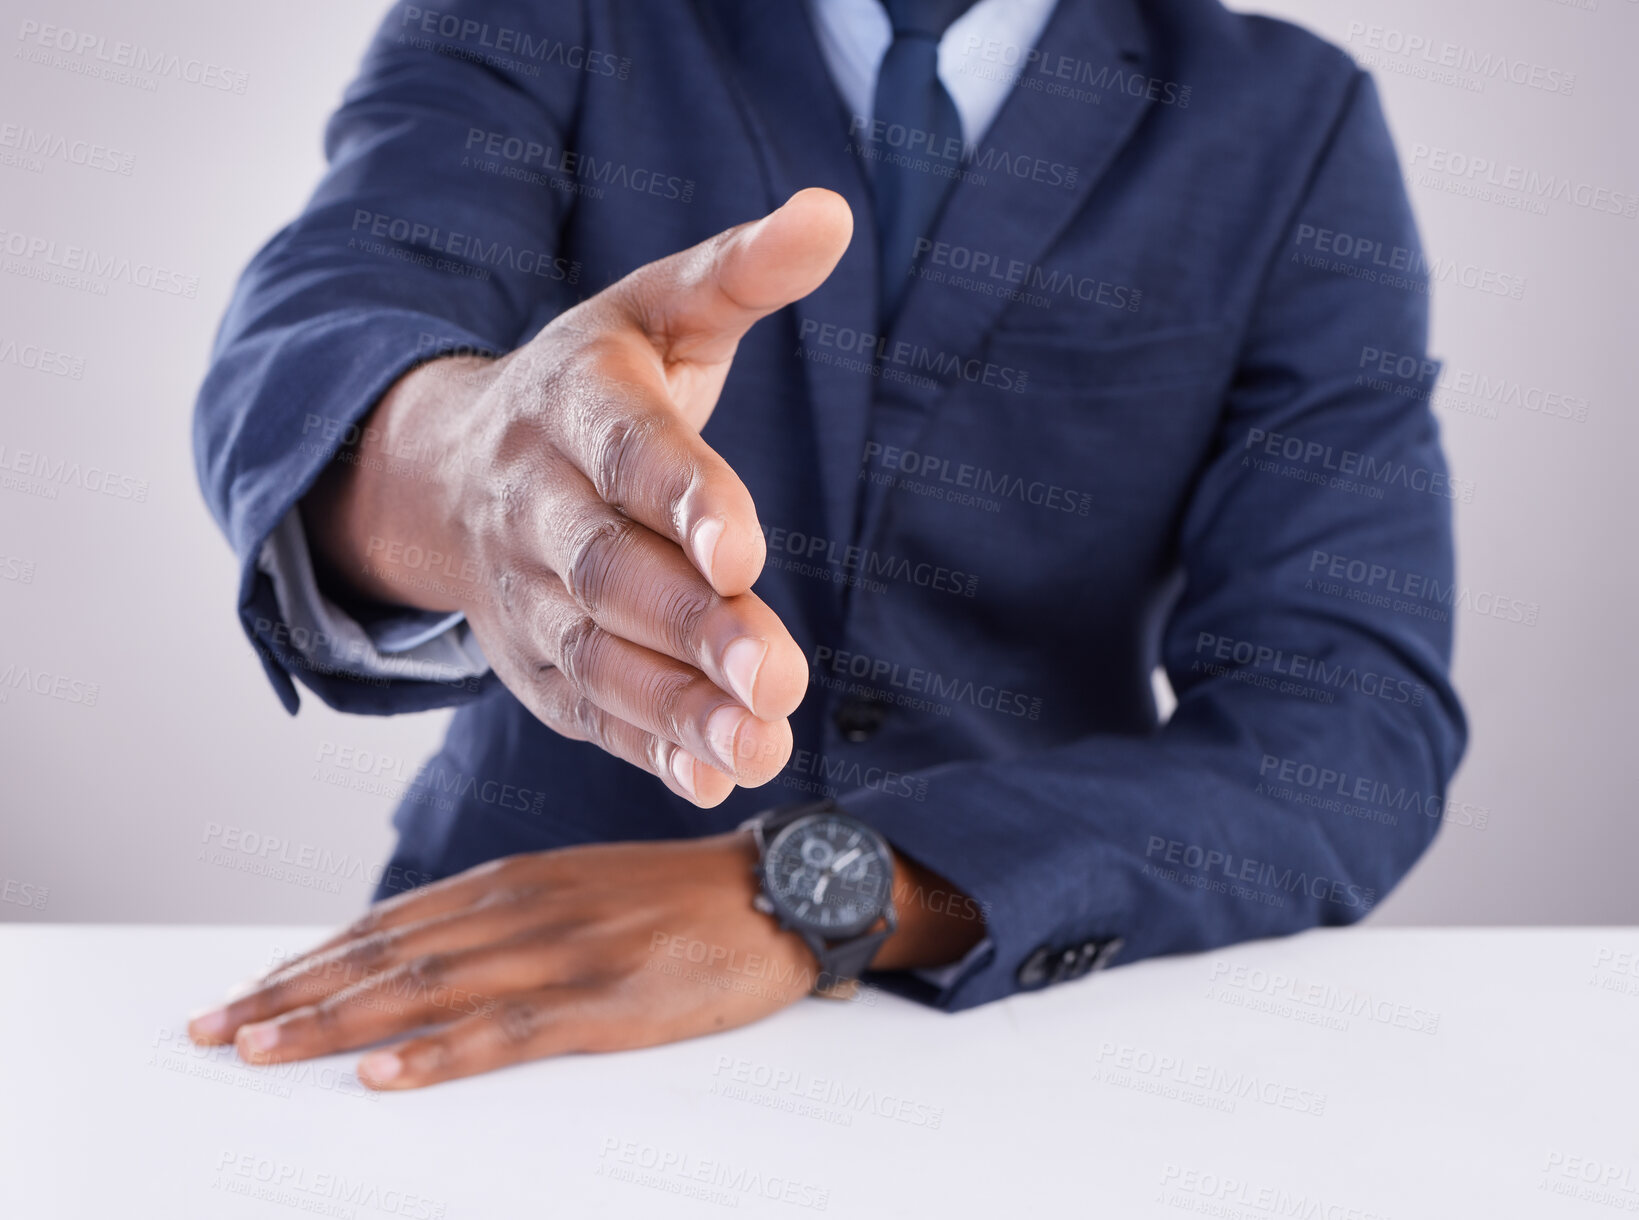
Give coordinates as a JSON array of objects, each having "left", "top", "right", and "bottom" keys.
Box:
[{"left": 763, "top": 815, "right": 892, "bottom": 938}]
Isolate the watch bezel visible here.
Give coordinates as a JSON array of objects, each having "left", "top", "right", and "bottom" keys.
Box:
[{"left": 757, "top": 812, "right": 895, "bottom": 940}]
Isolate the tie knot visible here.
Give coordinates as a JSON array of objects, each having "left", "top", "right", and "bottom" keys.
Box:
[{"left": 882, "top": 0, "right": 982, "bottom": 40}]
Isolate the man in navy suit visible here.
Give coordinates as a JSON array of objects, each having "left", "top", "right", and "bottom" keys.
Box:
[{"left": 189, "top": 0, "right": 1465, "bottom": 1090}]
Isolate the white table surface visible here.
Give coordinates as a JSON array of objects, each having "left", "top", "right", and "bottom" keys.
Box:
[{"left": 2, "top": 925, "right": 1636, "bottom": 1218}]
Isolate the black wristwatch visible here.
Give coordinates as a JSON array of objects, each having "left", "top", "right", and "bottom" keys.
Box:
[{"left": 741, "top": 799, "right": 898, "bottom": 995}]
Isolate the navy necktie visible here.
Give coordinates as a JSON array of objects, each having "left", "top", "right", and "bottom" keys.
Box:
[{"left": 872, "top": 0, "right": 982, "bottom": 321}]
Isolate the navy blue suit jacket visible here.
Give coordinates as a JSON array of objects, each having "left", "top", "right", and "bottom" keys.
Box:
[{"left": 194, "top": 0, "right": 1467, "bottom": 1010}]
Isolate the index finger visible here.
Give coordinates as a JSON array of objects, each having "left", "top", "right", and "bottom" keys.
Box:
[{"left": 537, "top": 347, "right": 768, "bottom": 598}]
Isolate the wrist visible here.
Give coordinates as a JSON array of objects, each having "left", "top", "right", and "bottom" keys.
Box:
[
  {"left": 873, "top": 851, "right": 986, "bottom": 972},
  {"left": 303, "top": 355, "right": 494, "bottom": 613}
]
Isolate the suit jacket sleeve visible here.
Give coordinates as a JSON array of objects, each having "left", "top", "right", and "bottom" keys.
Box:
[
  {"left": 192, "top": 0, "right": 587, "bottom": 715},
  {"left": 846, "top": 72, "right": 1468, "bottom": 1011}
]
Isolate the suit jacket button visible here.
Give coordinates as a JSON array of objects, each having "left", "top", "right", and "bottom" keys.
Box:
[
  {"left": 833, "top": 696, "right": 889, "bottom": 742},
  {"left": 1017, "top": 945, "right": 1053, "bottom": 989},
  {"left": 1064, "top": 941, "right": 1099, "bottom": 980}
]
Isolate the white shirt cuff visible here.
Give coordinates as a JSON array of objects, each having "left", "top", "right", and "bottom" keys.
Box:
[{"left": 256, "top": 507, "right": 491, "bottom": 684}]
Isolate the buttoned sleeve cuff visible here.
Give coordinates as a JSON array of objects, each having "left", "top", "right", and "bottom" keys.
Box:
[{"left": 256, "top": 506, "right": 491, "bottom": 684}]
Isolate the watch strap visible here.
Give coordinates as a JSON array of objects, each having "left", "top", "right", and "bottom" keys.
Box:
[
  {"left": 802, "top": 923, "right": 895, "bottom": 997},
  {"left": 740, "top": 797, "right": 835, "bottom": 852}
]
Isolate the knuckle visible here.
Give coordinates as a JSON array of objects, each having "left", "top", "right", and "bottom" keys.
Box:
[
  {"left": 643, "top": 670, "right": 698, "bottom": 744},
  {"left": 654, "top": 453, "right": 704, "bottom": 538},
  {"left": 551, "top": 613, "right": 603, "bottom": 689},
  {"left": 495, "top": 998, "right": 547, "bottom": 1046},
  {"left": 535, "top": 674, "right": 587, "bottom": 741},
  {"left": 570, "top": 694, "right": 607, "bottom": 743},
  {"left": 497, "top": 566, "right": 553, "bottom": 622},
  {"left": 563, "top": 514, "right": 640, "bottom": 613},
  {"left": 655, "top": 582, "right": 715, "bottom": 663},
  {"left": 341, "top": 931, "right": 396, "bottom": 979},
  {"left": 647, "top": 736, "right": 672, "bottom": 781},
  {"left": 494, "top": 567, "right": 521, "bottom": 616},
  {"left": 592, "top": 411, "right": 663, "bottom": 509},
  {"left": 404, "top": 953, "right": 447, "bottom": 987}
]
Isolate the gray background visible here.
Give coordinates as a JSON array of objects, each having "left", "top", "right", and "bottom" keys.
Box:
[{"left": 1, "top": 0, "right": 1634, "bottom": 926}]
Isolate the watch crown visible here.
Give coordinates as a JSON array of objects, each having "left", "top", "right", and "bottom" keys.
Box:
[{"left": 752, "top": 893, "right": 775, "bottom": 915}]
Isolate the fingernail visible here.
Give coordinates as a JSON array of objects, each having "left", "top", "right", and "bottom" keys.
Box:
[
  {"left": 705, "top": 704, "right": 747, "bottom": 772},
  {"left": 187, "top": 1006, "right": 231, "bottom": 1041},
  {"left": 669, "top": 749, "right": 698, "bottom": 799},
  {"left": 690, "top": 516, "right": 724, "bottom": 583},
  {"left": 722, "top": 637, "right": 766, "bottom": 712},
  {"left": 359, "top": 1051, "right": 402, "bottom": 1086},
  {"left": 237, "top": 1021, "right": 281, "bottom": 1053}
]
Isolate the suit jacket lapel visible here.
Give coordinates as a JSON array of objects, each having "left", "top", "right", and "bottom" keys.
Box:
[{"left": 696, "top": 0, "right": 881, "bottom": 555}]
